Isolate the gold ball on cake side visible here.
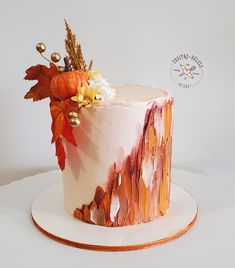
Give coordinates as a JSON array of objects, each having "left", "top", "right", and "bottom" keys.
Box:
[
  {"left": 51, "top": 52, "right": 61, "bottom": 63},
  {"left": 68, "top": 111, "right": 79, "bottom": 119},
  {"left": 69, "top": 117, "right": 80, "bottom": 127},
  {"left": 36, "top": 43, "right": 46, "bottom": 53}
]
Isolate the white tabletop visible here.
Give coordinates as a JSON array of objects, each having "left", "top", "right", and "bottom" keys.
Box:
[{"left": 0, "top": 167, "right": 234, "bottom": 268}]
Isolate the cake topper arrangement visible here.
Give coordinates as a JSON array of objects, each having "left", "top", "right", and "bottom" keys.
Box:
[{"left": 24, "top": 20, "right": 115, "bottom": 170}]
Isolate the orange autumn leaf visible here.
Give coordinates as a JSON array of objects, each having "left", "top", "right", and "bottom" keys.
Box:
[
  {"left": 50, "top": 100, "right": 77, "bottom": 145},
  {"left": 55, "top": 138, "right": 66, "bottom": 171},
  {"left": 50, "top": 100, "right": 65, "bottom": 142},
  {"left": 50, "top": 100, "right": 77, "bottom": 170},
  {"left": 24, "top": 63, "right": 58, "bottom": 101},
  {"left": 61, "top": 117, "right": 77, "bottom": 146}
]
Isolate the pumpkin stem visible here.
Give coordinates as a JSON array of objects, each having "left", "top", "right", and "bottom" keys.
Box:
[{"left": 64, "top": 57, "right": 72, "bottom": 72}]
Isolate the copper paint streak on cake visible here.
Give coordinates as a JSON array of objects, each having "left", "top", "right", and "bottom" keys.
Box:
[{"left": 73, "top": 99, "right": 173, "bottom": 226}]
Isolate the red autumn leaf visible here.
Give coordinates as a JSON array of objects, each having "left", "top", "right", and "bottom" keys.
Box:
[
  {"left": 55, "top": 138, "right": 66, "bottom": 170},
  {"left": 24, "top": 63, "right": 58, "bottom": 101}
]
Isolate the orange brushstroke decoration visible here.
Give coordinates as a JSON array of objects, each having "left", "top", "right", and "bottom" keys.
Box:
[{"left": 73, "top": 99, "right": 174, "bottom": 226}]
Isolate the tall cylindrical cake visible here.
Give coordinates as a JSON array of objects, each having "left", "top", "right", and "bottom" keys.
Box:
[
  {"left": 24, "top": 23, "right": 174, "bottom": 228},
  {"left": 63, "top": 85, "right": 174, "bottom": 227}
]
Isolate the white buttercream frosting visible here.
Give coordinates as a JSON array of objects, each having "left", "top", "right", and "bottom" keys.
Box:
[
  {"left": 63, "top": 85, "right": 172, "bottom": 216},
  {"left": 113, "top": 84, "right": 171, "bottom": 103}
]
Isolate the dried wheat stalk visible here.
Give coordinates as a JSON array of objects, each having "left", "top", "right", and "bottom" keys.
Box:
[{"left": 64, "top": 20, "right": 87, "bottom": 71}]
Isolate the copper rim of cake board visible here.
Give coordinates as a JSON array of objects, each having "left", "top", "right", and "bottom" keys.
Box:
[{"left": 31, "top": 208, "right": 198, "bottom": 252}]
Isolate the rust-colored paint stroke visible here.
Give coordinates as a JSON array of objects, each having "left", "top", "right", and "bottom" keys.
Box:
[{"left": 74, "top": 99, "right": 174, "bottom": 226}]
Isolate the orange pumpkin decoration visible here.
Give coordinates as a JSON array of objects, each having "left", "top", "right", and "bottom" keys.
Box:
[{"left": 50, "top": 70, "right": 89, "bottom": 100}]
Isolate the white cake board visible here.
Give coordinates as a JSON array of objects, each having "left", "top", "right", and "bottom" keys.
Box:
[{"left": 31, "top": 181, "right": 198, "bottom": 251}]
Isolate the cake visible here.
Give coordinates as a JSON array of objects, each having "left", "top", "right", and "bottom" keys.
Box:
[
  {"left": 24, "top": 21, "right": 173, "bottom": 227},
  {"left": 65, "top": 85, "right": 173, "bottom": 226}
]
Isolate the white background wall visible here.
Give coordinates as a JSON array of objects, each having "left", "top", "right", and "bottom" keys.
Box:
[{"left": 0, "top": 0, "right": 234, "bottom": 185}]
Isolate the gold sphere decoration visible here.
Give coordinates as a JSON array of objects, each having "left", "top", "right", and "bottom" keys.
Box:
[
  {"left": 70, "top": 117, "right": 80, "bottom": 127},
  {"left": 36, "top": 42, "right": 46, "bottom": 53},
  {"left": 51, "top": 52, "right": 61, "bottom": 63},
  {"left": 68, "top": 111, "right": 79, "bottom": 119},
  {"left": 58, "top": 66, "right": 65, "bottom": 72}
]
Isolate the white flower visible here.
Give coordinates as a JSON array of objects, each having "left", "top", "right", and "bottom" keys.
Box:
[{"left": 88, "top": 71, "right": 116, "bottom": 100}]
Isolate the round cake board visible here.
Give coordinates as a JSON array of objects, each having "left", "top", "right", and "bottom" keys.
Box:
[{"left": 31, "top": 181, "right": 198, "bottom": 251}]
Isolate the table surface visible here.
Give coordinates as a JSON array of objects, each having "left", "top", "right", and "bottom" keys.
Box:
[{"left": 0, "top": 167, "right": 234, "bottom": 268}]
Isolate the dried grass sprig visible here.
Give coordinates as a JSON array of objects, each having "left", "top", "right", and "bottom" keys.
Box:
[{"left": 64, "top": 20, "right": 87, "bottom": 71}]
